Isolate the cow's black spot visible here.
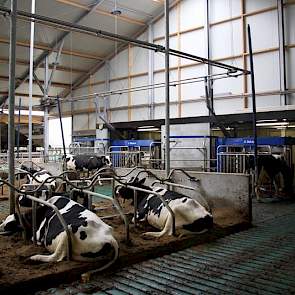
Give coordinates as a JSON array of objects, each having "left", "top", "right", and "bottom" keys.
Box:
[
  {"left": 82, "top": 221, "right": 88, "bottom": 227},
  {"left": 183, "top": 215, "right": 213, "bottom": 232},
  {"left": 43, "top": 198, "right": 88, "bottom": 246},
  {"left": 81, "top": 243, "right": 112, "bottom": 258},
  {"left": 80, "top": 231, "right": 87, "bottom": 240},
  {"left": 72, "top": 225, "right": 79, "bottom": 233},
  {"left": 182, "top": 198, "right": 187, "bottom": 203}
]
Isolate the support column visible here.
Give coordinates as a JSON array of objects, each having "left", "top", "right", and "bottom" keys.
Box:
[
  {"left": 165, "top": 0, "right": 170, "bottom": 177},
  {"left": 241, "top": 0, "right": 248, "bottom": 108},
  {"left": 148, "top": 24, "right": 155, "bottom": 120},
  {"left": 104, "top": 60, "right": 111, "bottom": 121},
  {"left": 277, "top": 0, "right": 287, "bottom": 106},
  {"left": 8, "top": 0, "right": 17, "bottom": 214},
  {"left": 28, "top": 0, "right": 36, "bottom": 162},
  {"left": 44, "top": 56, "right": 49, "bottom": 159}
]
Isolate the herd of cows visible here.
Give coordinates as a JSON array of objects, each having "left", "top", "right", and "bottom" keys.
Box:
[{"left": 0, "top": 153, "right": 293, "bottom": 267}]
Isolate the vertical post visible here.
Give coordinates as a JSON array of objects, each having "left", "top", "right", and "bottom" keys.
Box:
[
  {"left": 8, "top": 0, "right": 17, "bottom": 215},
  {"left": 28, "top": 0, "right": 36, "bottom": 163},
  {"left": 247, "top": 25, "right": 257, "bottom": 208},
  {"left": 277, "top": 0, "right": 287, "bottom": 106},
  {"left": 164, "top": 0, "right": 170, "bottom": 177},
  {"left": 57, "top": 96, "right": 67, "bottom": 159},
  {"left": 148, "top": 24, "right": 155, "bottom": 120},
  {"left": 17, "top": 98, "right": 21, "bottom": 158},
  {"left": 44, "top": 56, "right": 49, "bottom": 160}
]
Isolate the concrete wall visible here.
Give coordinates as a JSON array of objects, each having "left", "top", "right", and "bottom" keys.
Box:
[
  {"left": 57, "top": 0, "right": 295, "bottom": 133},
  {"left": 116, "top": 168, "right": 251, "bottom": 227}
]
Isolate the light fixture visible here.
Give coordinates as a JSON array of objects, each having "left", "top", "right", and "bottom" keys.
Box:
[
  {"left": 137, "top": 128, "right": 160, "bottom": 132},
  {"left": 138, "top": 125, "right": 156, "bottom": 129},
  {"left": 256, "top": 122, "right": 289, "bottom": 127}
]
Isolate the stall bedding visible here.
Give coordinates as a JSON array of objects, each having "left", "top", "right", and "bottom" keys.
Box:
[{"left": 0, "top": 197, "right": 249, "bottom": 295}]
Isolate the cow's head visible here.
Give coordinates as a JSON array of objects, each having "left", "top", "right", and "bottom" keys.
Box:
[
  {"left": 0, "top": 214, "right": 22, "bottom": 234},
  {"left": 103, "top": 155, "right": 112, "bottom": 167},
  {"left": 64, "top": 155, "right": 76, "bottom": 170},
  {"left": 115, "top": 177, "right": 147, "bottom": 203}
]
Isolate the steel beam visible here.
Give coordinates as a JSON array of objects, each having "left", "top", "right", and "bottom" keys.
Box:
[
  {"left": 164, "top": 0, "right": 170, "bottom": 177},
  {"left": 0, "top": 0, "right": 105, "bottom": 106},
  {"left": 44, "top": 56, "right": 49, "bottom": 158},
  {"left": 277, "top": 0, "right": 287, "bottom": 106},
  {"left": 28, "top": 0, "right": 35, "bottom": 163},
  {"left": 8, "top": 0, "right": 17, "bottom": 214}
]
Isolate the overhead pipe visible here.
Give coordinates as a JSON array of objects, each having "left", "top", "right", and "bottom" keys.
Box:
[
  {"left": 8, "top": 0, "right": 17, "bottom": 214},
  {"left": 0, "top": 6, "right": 249, "bottom": 75}
]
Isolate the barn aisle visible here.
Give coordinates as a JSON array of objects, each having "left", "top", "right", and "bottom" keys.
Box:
[{"left": 37, "top": 201, "right": 295, "bottom": 295}]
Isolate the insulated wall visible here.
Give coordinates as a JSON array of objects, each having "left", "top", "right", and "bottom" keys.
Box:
[{"left": 62, "top": 0, "right": 295, "bottom": 132}]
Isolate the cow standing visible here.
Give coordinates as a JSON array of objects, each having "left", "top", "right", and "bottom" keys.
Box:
[
  {"left": 65, "top": 155, "right": 112, "bottom": 172},
  {"left": 116, "top": 177, "right": 213, "bottom": 238},
  {"left": 247, "top": 154, "right": 293, "bottom": 198},
  {"left": 0, "top": 196, "right": 119, "bottom": 264}
]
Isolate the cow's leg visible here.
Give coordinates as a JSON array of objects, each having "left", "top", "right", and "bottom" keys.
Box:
[
  {"left": 141, "top": 214, "right": 172, "bottom": 239},
  {"left": 30, "top": 232, "right": 68, "bottom": 262},
  {"left": 256, "top": 166, "right": 268, "bottom": 201}
]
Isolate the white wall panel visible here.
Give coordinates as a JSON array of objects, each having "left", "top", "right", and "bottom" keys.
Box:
[
  {"left": 109, "top": 79, "right": 128, "bottom": 108},
  {"left": 214, "top": 98, "right": 244, "bottom": 115},
  {"left": 287, "top": 48, "right": 295, "bottom": 89},
  {"left": 245, "top": 0, "right": 276, "bottom": 14},
  {"left": 131, "top": 75, "right": 149, "bottom": 105},
  {"left": 180, "top": 0, "right": 204, "bottom": 30},
  {"left": 109, "top": 49, "right": 128, "bottom": 79},
  {"left": 246, "top": 11, "right": 278, "bottom": 51},
  {"left": 247, "top": 52, "right": 280, "bottom": 92},
  {"left": 154, "top": 104, "right": 178, "bottom": 120},
  {"left": 248, "top": 95, "right": 281, "bottom": 109},
  {"left": 153, "top": 6, "right": 178, "bottom": 39},
  {"left": 131, "top": 107, "right": 149, "bottom": 122},
  {"left": 210, "top": 19, "right": 242, "bottom": 59},
  {"left": 111, "top": 110, "right": 128, "bottom": 123},
  {"left": 285, "top": 5, "right": 295, "bottom": 45},
  {"left": 182, "top": 100, "right": 208, "bottom": 117},
  {"left": 132, "top": 47, "right": 148, "bottom": 74},
  {"left": 210, "top": 0, "right": 241, "bottom": 23},
  {"left": 181, "top": 65, "right": 205, "bottom": 100},
  {"left": 73, "top": 114, "right": 89, "bottom": 131},
  {"left": 181, "top": 29, "right": 205, "bottom": 65}
]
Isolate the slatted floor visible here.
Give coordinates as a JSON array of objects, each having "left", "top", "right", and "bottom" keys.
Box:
[
  {"left": 95, "top": 214, "right": 295, "bottom": 295},
  {"left": 39, "top": 212, "right": 295, "bottom": 295}
]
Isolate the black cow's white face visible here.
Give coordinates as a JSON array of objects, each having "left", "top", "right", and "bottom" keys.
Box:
[
  {"left": 104, "top": 155, "right": 112, "bottom": 167},
  {"left": 0, "top": 214, "right": 21, "bottom": 234},
  {"left": 65, "top": 155, "right": 76, "bottom": 170}
]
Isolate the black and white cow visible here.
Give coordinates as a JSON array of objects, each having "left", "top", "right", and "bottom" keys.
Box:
[
  {"left": 65, "top": 155, "right": 112, "bottom": 172},
  {"left": 0, "top": 196, "right": 119, "bottom": 264},
  {"left": 116, "top": 177, "right": 213, "bottom": 238}
]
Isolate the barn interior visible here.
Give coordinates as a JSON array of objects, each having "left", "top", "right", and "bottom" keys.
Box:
[{"left": 0, "top": 0, "right": 295, "bottom": 294}]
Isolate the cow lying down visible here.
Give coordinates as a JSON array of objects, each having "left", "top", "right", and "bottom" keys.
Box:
[
  {"left": 116, "top": 177, "right": 213, "bottom": 238},
  {"left": 0, "top": 196, "right": 119, "bottom": 264}
]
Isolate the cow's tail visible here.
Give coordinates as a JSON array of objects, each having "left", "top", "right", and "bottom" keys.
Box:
[{"left": 81, "top": 238, "right": 119, "bottom": 282}]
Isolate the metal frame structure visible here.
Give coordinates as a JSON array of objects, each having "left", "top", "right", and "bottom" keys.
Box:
[{"left": 2, "top": 2, "right": 254, "bottom": 213}]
